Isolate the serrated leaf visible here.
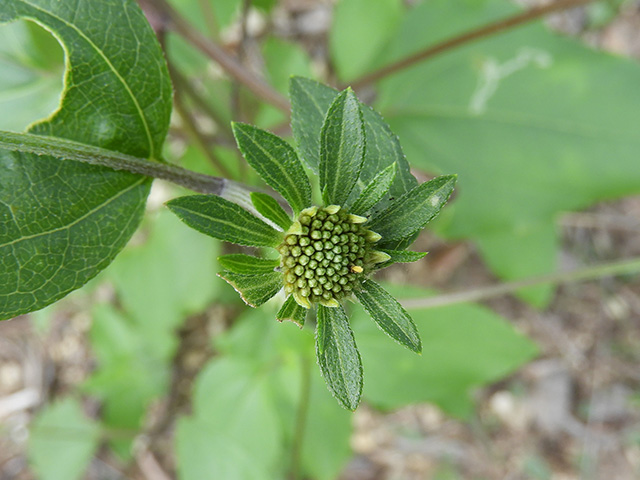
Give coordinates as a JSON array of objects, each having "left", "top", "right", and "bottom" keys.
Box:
[
  {"left": 319, "top": 89, "right": 366, "bottom": 206},
  {"left": 28, "top": 398, "right": 100, "bottom": 480},
  {"left": 218, "top": 254, "right": 280, "bottom": 275},
  {"left": 350, "top": 162, "right": 397, "bottom": 215},
  {"left": 251, "top": 192, "right": 292, "bottom": 230},
  {"left": 0, "top": 0, "right": 171, "bottom": 321},
  {"left": 218, "top": 271, "right": 282, "bottom": 307},
  {"left": 316, "top": 304, "right": 363, "bottom": 411},
  {"left": 276, "top": 295, "right": 306, "bottom": 327},
  {"left": 167, "top": 195, "right": 283, "bottom": 247},
  {"left": 369, "top": 175, "right": 456, "bottom": 248},
  {"left": 289, "top": 76, "right": 417, "bottom": 212},
  {"left": 355, "top": 279, "right": 421, "bottom": 353},
  {"left": 233, "top": 122, "right": 311, "bottom": 214}
]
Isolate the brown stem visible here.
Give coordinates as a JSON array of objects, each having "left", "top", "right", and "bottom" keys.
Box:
[
  {"left": 349, "top": 0, "right": 595, "bottom": 90},
  {"left": 144, "top": 0, "right": 290, "bottom": 113}
]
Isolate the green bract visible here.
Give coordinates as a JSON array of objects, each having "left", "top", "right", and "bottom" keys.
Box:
[{"left": 167, "top": 79, "right": 456, "bottom": 410}]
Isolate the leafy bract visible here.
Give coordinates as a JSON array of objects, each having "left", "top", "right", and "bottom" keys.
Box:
[
  {"left": 218, "top": 271, "right": 282, "bottom": 307},
  {"left": 218, "top": 253, "right": 280, "bottom": 275},
  {"left": 233, "top": 122, "right": 311, "bottom": 214},
  {"left": 316, "top": 304, "right": 363, "bottom": 411},
  {"left": 28, "top": 398, "right": 100, "bottom": 480},
  {"left": 355, "top": 279, "right": 421, "bottom": 353},
  {"left": 289, "top": 76, "right": 417, "bottom": 213},
  {"left": 167, "top": 195, "right": 283, "bottom": 247},
  {"left": 276, "top": 294, "right": 307, "bottom": 327},
  {"left": 373, "top": 0, "right": 640, "bottom": 304},
  {"left": 319, "top": 89, "right": 366, "bottom": 205},
  {"left": 369, "top": 174, "right": 457, "bottom": 248},
  {"left": 0, "top": 0, "right": 171, "bottom": 320},
  {"left": 251, "top": 192, "right": 292, "bottom": 230},
  {"left": 350, "top": 162, "right": 397, "bottom": 215},
  {"left": 352, "top": 284, "right": 538, "bottom": 417}
]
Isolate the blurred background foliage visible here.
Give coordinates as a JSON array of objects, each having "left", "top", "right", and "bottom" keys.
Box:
[{"left": 1, "top": 0, "right": 639, "bottom": 479}]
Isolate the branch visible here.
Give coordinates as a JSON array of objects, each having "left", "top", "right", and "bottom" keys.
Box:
[
  {"left": 349, "top": 0, "right": 595, "bottom": 89},
  {"left": 400, "top": 256, "right": 640, "bottom": 309},
  {"left": 142, "top": 0, "right": 290, "bottom": 114}
]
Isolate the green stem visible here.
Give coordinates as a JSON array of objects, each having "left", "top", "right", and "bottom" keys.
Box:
[
  {"left": 348, "top": 0, "right": 595, "bottom": 90},
  {"left": 0, "top": 130, "right": 249, "bottom": 198},
  {"left": 401, "top": 256, "right": 640, "bottom": 309},
  {"left": 289, "top": 355, "right": 312, "bottom": 480}
]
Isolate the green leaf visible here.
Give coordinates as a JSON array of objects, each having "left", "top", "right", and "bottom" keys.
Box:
[
  {"left": 28, "top": 398, "right": 100, "bottom": 480},
  {"left": 233, "top": 122, "right": 311, "bottom": 214},
  {"left": 353, "top": 284, "right": 539, "bottom": 417},
  {"left": 379, "top": 249, "right": 428, "bottom": 264},
  {"left": 330, "top": 0, "right": 404, "bottom": 82},
  {"left": 376, "top": 0, "right": 640, "bottom": 304},
  {"left": 0, "top": 19, "right": 64, "bottom": 131},
  {"left": 350, "top": 162, "right": 397, "bottom": 215},
  {"left": 316, "top": 304, "right": 363, "bottom": 411},
  {"left": 319, "top": 88, "right": 366, "bottom": 206},
  {"left": 0, "top": 0, "right": 171, "bottom": 321},
  {"left": 355, "top": 279, "right": 421, "bottom": 353},
  {"left": 251, "top": 192, "right": 292, "bottom": 230},
  {"left": 369, "top": 175, "right": 456, "bottom": 247},
  {"left": 218, "top": 253, "right": 280, "bottom": 275},
  {"left": 218, "top": 270, "right": 282, "bottom": 307},
  {"left": 176, "top": 357, "right": 284, "bottom": 480},
  {"left": 167, "top": 195, "right": 283, "bottom": 247},
  {"left": 289, "top": 76, "right": 417, "bottom": 212},
  {"left": 276, "top": 295, "right": 306, "bottom": 327}
]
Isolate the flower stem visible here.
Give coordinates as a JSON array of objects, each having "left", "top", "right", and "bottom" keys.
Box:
[
  {"left": 401, "top": 256, "right": 640, "bottom": 309},
  {"left": 349, "top": 0, "right": 595, "bottom": 90}
]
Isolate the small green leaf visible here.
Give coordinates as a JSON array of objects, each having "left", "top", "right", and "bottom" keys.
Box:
[
  {"left": 370, "top": 175, "right": 457, "bottom": 248},
  {"left": 276, "top": 295, "right": 307, "bottom": 327},
  {"left": 316, "top": 304, "right": 363, "bottom": 411},
  {"left": 350, "top": 163, "right": 397, "bottom": 215},
  {"left": 28, "top": 398, "right": 101, "bottom": 480},
  {"left": 218, "top": 254, "right": 280, "bottom": 275},
  {"left": 167, "top": 195, "right": 283, "bottom": 247},
  {"left": 379, "top": 249, "right": 428, "bottom": 264},
  {"left": 232, "top": 122, "right": 311, "bottom": 214},
  {"left": 218, "top": 271, "right": 282, "bottom": 307},
  {"left": 355, "top": 279, "right": 421, "bottom": 353},
  {"left": 320, "top": 89, "right": 366, "bottom": 206},
  {"left": 251, "top": 192, "right": 292, "bottom": 230}
]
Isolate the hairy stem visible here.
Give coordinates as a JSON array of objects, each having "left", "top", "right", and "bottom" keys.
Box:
[
  {"left": 401, "top": 256, "right": 640, "bottom": 309},
  {"left": 349, "top": 0, "right": 595, "bottom": 89},
  {"left": 142, "top": 0, "right": 290, "bottom": 113},
  {"left": 0, "top": 130, "right": 244, "bottom": 196}
]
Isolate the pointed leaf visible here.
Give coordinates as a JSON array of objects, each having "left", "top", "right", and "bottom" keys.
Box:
[
  {"left": 251, "top": 192, "right": 292, "bottom": 230},
  {"left": 0, "top": 0, "right": 171, "bottom": 321},
  {"left": 320, "top": 89, "right": 366, "bottom": 205},
  {"left": 316, "top": 304, "right": 363, "bottom": 411},
  {"left": 379, "top": 249, "right": 428, "bottom": 264},
  {"left": 369, "top": 175, "right": 456, "bottom": 248},
  {"left": 167, "top": 195, "right": 283, "bottom": 247},
  {"left": 218, "top": 271, "right": 282, "bottom": 307},
  {"left": 350, "top": 163, "right": 397, "bottom": 215},
  {"left": 276, "top": 295, "right": 307, "bottom": 327},
  {"left": 233, "top": 122, "right": 311, "bottom": 214},
  {"left": 289, "top": 77, "right": 417, "bottom": 212},
  {"left": 355, "top": 279, "right": 421, "bottom": 353},
  {"left": 218, "top": 254, "right": 280, "bottom": 275}
]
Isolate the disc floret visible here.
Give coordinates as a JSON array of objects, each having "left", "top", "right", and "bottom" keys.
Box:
[{"left": 278, "top": 205, "right": 389, "bottom": 309}]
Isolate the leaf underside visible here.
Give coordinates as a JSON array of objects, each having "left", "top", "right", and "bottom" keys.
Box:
[
  {"left": 276, "top": 295, "right": 307, "bottom": 327},
  {"left": 218, "top": 271, "right": 283, "bottom": 307}
]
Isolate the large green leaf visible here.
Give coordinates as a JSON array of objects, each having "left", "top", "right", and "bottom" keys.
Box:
[
  {"left": 0, "top": 0, "right": 171, "bottom": 320},
  {"left": 28, "top": 398, "right": 101, "bottom": 480},
  {"left": 374, "top": 0, "right": 640, "bottom": 304},
  {"left": 289, "top": 76, "right": 417, "bottom": 212},
  {"left": 353, "top": 284, "right": 538, "bottom": 417},
  {"left": 319, "top": 88, "right": 366, "bottom": 206},
  {"left": 0, "top": 19, "right": 64, "bottom": 131}
]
